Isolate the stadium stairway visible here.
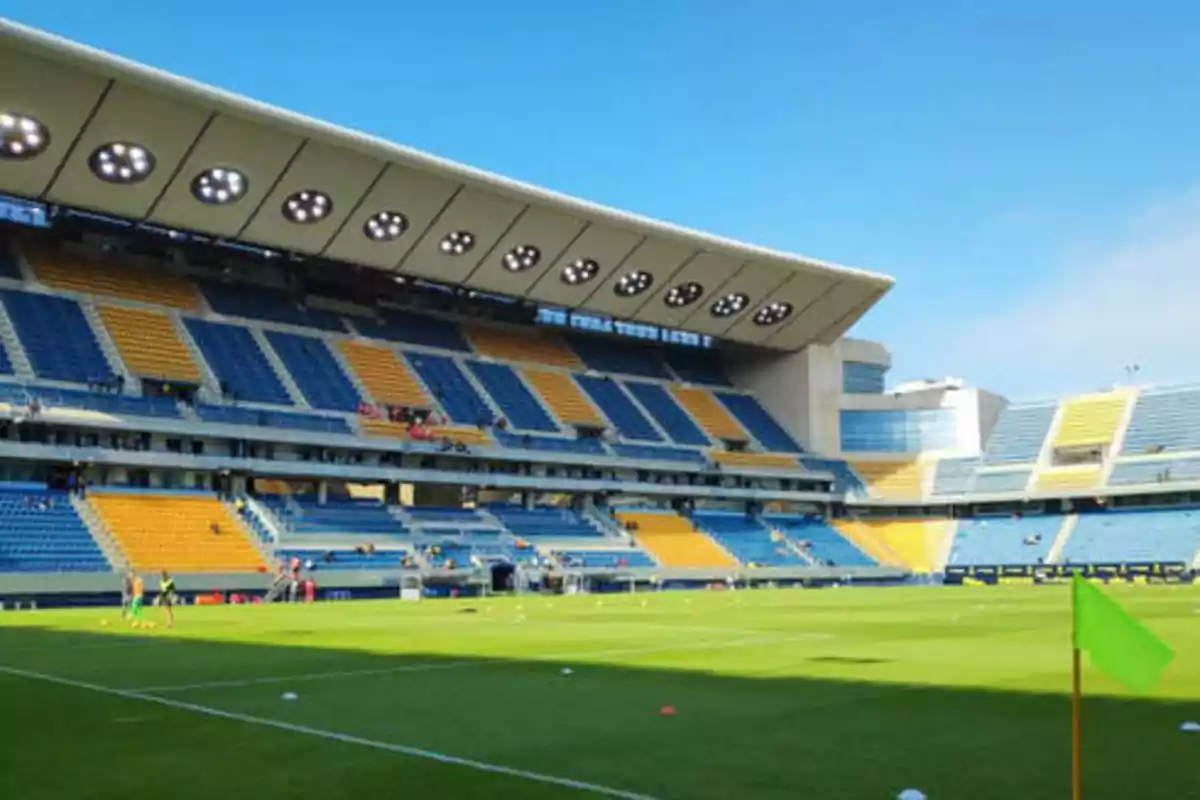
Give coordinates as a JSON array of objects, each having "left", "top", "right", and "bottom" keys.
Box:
[
  {"left": 833, "top": 518, "right": 954, "bottom": 573},
  {"left": 624, "top": 381, "right": 710, "bottom": 446},
  {"left": 615, "top": 510, "right": 737, "bottom": 568},
  {"left": 576, "top": 375, "right": 664, "bottom": 442},
  {"left": 90, "top": 491, "right": 265, "bottom": 573}
]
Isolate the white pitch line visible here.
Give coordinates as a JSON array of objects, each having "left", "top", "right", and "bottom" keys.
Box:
[
  {"left": 0, "top": 664, "right": 660, "bottom": 800},
  {"left": 131, "top": 631, "right": 831, "bottom": 693}
]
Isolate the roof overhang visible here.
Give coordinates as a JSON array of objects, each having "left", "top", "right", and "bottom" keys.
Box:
[{"left": 0, "top": 18, "right": 894, "bottom": 351}]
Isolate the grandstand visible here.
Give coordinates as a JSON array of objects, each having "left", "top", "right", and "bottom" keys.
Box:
[{"left": 0, "top": 18, "right": 1193, "bottom": 607}]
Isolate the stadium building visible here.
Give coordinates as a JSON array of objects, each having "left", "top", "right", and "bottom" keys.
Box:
[{"left": 0, "top": 19, "right": 1196, "bottom": 606}]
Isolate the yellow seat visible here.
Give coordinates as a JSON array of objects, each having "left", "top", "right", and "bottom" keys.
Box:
[
  {"left": 1053, "top": 392, "right": 1130, "bottom": 449},
  {"left": 98, "top": 305, "right": 200, "bottom": 382},
  {"left": 522, "top": 369, "right": 603, "bottom": 426},
  {"left": 339, "top": 341, "right": 430, "bottom": 408},
  {"left": 670, "top": 386, "right": 745, "bottom": 441},
  {"left": 710, "top": 451, "right": 797, "bottom": 468},
  {"left": 616, "top": 510, "right": 737, "bottom": 568},
  {"left": 851, "top": 461, "right": 926, "bottom": 500},
  {"left": 833, "top": 518, "right": 953, "bottom": 573},
  {"left": 1034, "top": 465, "right": 1101, "bottom": 493},
  {"left": 28, "top": 246, "right": 201, "bottom": 310},
  {"left": 466, "top": 326, "right": 581, "bottom": 368},
  {"left": 91, "top": 493, "right": 264, "bottom": 573}
]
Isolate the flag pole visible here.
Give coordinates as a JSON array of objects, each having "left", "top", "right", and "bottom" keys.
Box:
[{"left": 1071, "top": 578, "right": 1082, "bottom": 800}]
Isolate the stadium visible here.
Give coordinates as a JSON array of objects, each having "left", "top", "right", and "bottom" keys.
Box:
[{"left": 0, "top": 17, "right": 1195, "bottom": 800}]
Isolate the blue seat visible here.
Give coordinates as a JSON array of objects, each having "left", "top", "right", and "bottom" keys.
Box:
[
  {"left": 716, "top": 393, "right": 802, "bottom": 452},
  {"left": 982, "top": 404, "right": 1056, "bottom": 465},
  {"left": 972, "top": 470, "right": 1032, "bottom": 494},
  {"left": 265, "top": 331, "right": 361, "bottom": 412},
  {"left": 199, "top": 281, "right": 345, "bottom": 332},
  {"left": 405, "top": 352, "right": 493, "bottom": 425},
  {"left": 408, "top": 507, "right": 483, "bottom": 525},
  {"left": 568, "top": 336, "right": 671, "bottom": 379},
  {"left": 948, "top": 516, "right": 1059, "bottom": 567},
  {"left": 764, "top": 515, "right": 876, "bottom": 566},
  {"left": 195, "top": 404, "right": 350, "bottom": 434},
  {"left": 575, "top": 376, "right": 662, "bottom": 442},
  {"left": 489, "top": 505, "right": 602, "bottom": 537},
  {"left": 693, "top": 511, "right": 806, "bottom": 566},
  {"left": 1062, "top": 508, "right": 1200, "bottom": 564},
  {"left": 185, "top": 319, "right": 291, "bottom": 405},
  {"left": 266, "top": 496, "right": 409, "bottom": 538},
  {"left": 0, "top": 485, "right": 109, "bottom": 573},
  {"left": 932, "top": 457, "right": 980, "bottom": 496},
  {"left": 468, "top": 361, "right": 557, "bottom": 431},
  {"left": 663, "top": 349, "right": 730, "bottom": 386},
  {"left": 800, "top": 458, "right": 866, "bottom": 494},
  {"left": 1, "top": 289, "right": 111, "bottom": 383},
  {"left": 355, "top": 310, "right": 471, "bottom": 352},
  {"left": 1122, "top": 388, "right": 1200, "bottom": 455},
  {"left": 623, "top": 382, "right": 709, "bottom": 446}
]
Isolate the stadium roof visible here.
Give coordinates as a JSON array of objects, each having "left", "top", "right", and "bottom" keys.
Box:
[{"left": 0, "top": 19, "right": 893, "bottom": 350}]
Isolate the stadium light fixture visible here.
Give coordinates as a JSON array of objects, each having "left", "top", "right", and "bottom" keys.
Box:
[
  {"left": 191, "top": 167, "right": 248, "bottom": 205},
  {"left": 282, "top": 190, "right": 333, "bottom": 224},
  {"left": 562, "top": 258, "right": 601, "bottom": 286},
  {"left": 364, "top": 210, "right": 408, "bottom": 242},
  {"left": 664, "top": 281, "right": 703, "bottom": 308},
  {"left": 753, "top": 300, "right": 794, "bottom": 326},
  {"left": 89, "top": 142, "right": 155, "bottom": 184},
  {"left": 0, "top": 113, "right": 49, "bottom": 160},
  {"left": 710, "top": 292, "right": 749, "bottom": 317},
  {"left": 439, "top": 230, "right": 475, "bottom": 256},
  {"left": 613, "top": 269, "right": 653, "bottom": 296},
  {"left": 503, "top": 244, "right": 541, "bottom": 272}
]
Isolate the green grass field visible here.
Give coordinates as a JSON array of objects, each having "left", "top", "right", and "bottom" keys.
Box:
[{"left": 1, "top": 584, "right": 1196, "bottom": 799}]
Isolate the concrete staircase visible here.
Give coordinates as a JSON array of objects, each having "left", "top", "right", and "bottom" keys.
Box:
[
  {"left": 0, "top": 299, "right": 34, "bottom": 380},
  {"left": 72, "top": 495, "right": 126, "bottom": 570},
  {"left": 1046, "top": 514, "right": 1079, "bottom": 564},
  {"left": 79, "top": 299, "right": 136, "bottom": 393},
  {"left": 250, "top": 327, "right": 309, "bottom": 408}
]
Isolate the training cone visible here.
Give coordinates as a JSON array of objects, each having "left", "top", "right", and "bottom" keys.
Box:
[
  {"left": 281, "top": 692, "right": 298, "bottom": 701},
  {"left": 659, "top": 705, "right": 676, "bottom": 716},
  {"left": 1181, "top": 721, "right": 1200, "bottom": 732},
  {"left": 897, "top": 790, "right": 927, "bottom": 800},
  {"left": 560, "top": 667, "right": 573, "bottom": 676}
]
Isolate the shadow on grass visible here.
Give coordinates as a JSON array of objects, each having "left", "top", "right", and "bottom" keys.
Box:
[{"left": 0, "top": 618, "right": 1194, "bottom": 800}]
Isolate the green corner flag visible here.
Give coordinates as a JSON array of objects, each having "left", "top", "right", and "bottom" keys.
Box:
[{"left": 1072, "top": 574, "right": 1174, "bottom": 693}]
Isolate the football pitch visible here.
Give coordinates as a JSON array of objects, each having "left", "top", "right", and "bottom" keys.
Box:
[{"left": 1, "top": 585, "right": 1196, "bottom": 799}]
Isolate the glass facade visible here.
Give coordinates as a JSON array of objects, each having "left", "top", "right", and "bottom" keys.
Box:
[
  {"left": 842, "top": 361, "right": 887, "bottom": 394},
  {"left": 839, "top": 408, "right": 958, "bottom": 453}
]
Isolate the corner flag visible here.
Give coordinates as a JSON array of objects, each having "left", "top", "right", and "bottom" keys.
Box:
[
  {"left": 1070, "top": 574, "right": 1174, "bottom": 799},
  {"left": 1072, "top": 574, "right": 1173, "bottom": 693}
]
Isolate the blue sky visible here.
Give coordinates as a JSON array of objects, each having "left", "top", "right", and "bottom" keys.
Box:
[{"left": 9, "top": 1, "right": 1200, "bottom": 399}]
